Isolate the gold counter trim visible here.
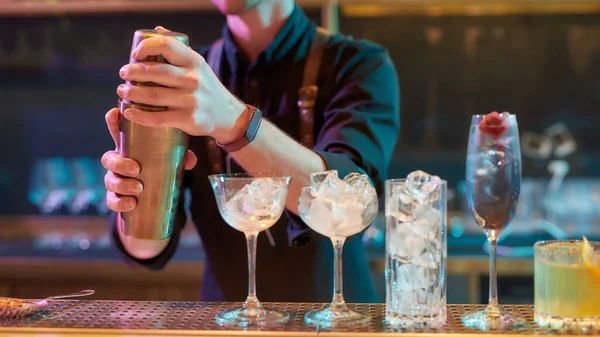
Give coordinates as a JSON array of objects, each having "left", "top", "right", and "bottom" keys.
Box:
[{"left": 0, "top": 301, "right": 578, "bottom": 336}]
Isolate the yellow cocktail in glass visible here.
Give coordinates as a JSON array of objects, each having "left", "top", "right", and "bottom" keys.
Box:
[{"left": 534, "top": 240, "right": 600, "bottom": 331}]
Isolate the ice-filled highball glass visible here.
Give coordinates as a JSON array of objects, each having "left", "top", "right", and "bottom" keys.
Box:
[{"left": 385, "top": 172, "right": 447, "bottom": 330}]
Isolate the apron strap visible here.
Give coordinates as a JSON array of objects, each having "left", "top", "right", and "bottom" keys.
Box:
[{"left": 298, "top": 26, "right": 329, "bottom": 148}]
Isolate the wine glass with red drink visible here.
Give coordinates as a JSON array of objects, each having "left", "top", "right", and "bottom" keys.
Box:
[{"left": 461, "top": 112, "right": 527, "bottom": 330}]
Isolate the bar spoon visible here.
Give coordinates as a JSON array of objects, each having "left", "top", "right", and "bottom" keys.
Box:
[{"left": 0, "top": 289, "right": 95, "bottom": 318}]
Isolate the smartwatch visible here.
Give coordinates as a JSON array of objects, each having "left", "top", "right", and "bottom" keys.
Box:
[{"left": 216, "top": 104, "right": 263, "bottom": 153}]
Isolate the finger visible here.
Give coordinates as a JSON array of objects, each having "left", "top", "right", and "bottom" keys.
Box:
[
  {"left": 119, "top": 63, "right": 198, "bottom": 90},
  {"left": 106, "top": 191, "right": 137, "bottom": 212},
  {"left": 155, "top": 26, "right": 170, "bottom": 32},
  {"left": 123, "top": 108, "right": 190, "bottom": 130},
  {"left": 101, "top": 150, "right": 141, "bottom": 177},
  {"left": 104, "top": 171, "right": 143, "bottom": 196},
  {"left": 131, "top": 36, "right": 197, "bottom": 67},
  {"left": 184, "top": 150, "right": 197, "bottom": 170},
  {"left": 117, "top": 83, "right": 193, "bottom": 109},
  {"left": 105, "top": 108, "right": 121, "bottom": 147}
]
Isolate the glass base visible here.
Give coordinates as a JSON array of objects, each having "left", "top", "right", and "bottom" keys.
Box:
[
  {"left": 304, "top": 305, "right": 371, "bottom": 329},
  {"left": 215, "top": 307, "right": 289, "bottom": 328},
  {"left": 386, "top": 310, "right": 446, "bottom": 330},
  {"left": 535, "top": 311, "right": 600, "bottom": 332},
  {"left": 461, "top": 306, "right": 528, "bottom": 331}
]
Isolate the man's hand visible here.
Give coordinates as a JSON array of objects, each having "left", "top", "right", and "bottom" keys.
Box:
[
  {"left": 116, "top": 26, "right": 247, "bottom": 145},
  {"left": 102, "top": 107, "right": 197, "bottom": 213}
]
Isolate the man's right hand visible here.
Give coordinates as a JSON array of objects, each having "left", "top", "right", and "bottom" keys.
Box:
[{"left": 101, "top": 107, "right": 197, "bottom": 213}]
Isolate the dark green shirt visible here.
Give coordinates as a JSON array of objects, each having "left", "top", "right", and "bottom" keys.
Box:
[{"left": 111, "top": 5, "right": 400, "bottom": 304}]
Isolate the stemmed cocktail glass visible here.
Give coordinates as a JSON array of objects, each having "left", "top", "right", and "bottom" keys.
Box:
[
  {"left": 298, "top": 170, "right": 378, "bottom": 328},
  {"left": 208, "top": 173, "right": 292, "bottom": 328},
  {"left": 461, "top": 112, "right": 527, "bottom": 330}
]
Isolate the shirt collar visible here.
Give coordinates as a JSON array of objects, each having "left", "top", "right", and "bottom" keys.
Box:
[{"left": 221, "top": 5, "right": 313, "bottom": 71}]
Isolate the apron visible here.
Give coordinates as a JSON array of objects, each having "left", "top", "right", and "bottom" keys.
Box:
[{"left": 199, "top": 27, "right": 380, "bottom": 303}]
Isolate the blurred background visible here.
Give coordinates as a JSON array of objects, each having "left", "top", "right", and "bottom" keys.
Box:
[{"left": 0, "top": 0, "right": 599, "bottom": 304}]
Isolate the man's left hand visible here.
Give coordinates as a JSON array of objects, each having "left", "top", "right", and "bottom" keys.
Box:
[{"left": 116, "top": 26, "right": 246, "bottom": 144}]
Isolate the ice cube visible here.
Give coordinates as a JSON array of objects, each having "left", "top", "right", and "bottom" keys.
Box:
[
  {"left": 362, "top": 197, "right": 379, "bottom": 225},
  {"left": 411, "top": 218, "right": 431, "bottom": 238},
  {"left": 224, "top": 186, "right": 255, "bottom": 230},
  {"left": 331, "top": 202, "right": 346, "bottom": 228},
  {"left": 343, "top": 172, "right": 376, "bottom": 205},
  {"left": 415, "top": 204, "right": 442, "bottom": 225},
  {"left": 406, "top": 170, "right": 441, "bottom": 203},
  {"left": 389, "top": 219, "right": 413, "bottom": 237},
  {"left": 413, "top": 248, "right": 439, "bottom": 269},
  {"left": 315, "top": 173, "right": 351, "bottom": 202},
  {"left": 241, "top": 178, "right": 285, "bottom": 218},
  {"left": 332, "top": 201, "right": 363, "bottom": 236},
  {"left": 416, "top": 263, "right": 436, "bottom": 287},
  {"left": 307, "top": 198, "right": 333, "bottom": 233},
  {"left": 396, "top": 263, "right": 415, "bottom": 291},
  {"left": 298, "top": 186, "right": 315, "bottom": 219},
  {"left": 394, "top": 186, "right": 414, "bottom": 223},
  {"left": 228, "top": 184, "right": 251, "bottom": 208},
  {"left": 414, "top": 204, "right": 442, "bottom": 240},
  {"left": 471, "top": 149, "right": 506, "bottom": 177},
  {"left": 391, "top": 232, "right": 426, "bottom": 261},
  {"left": 310, "top": 170, "right": 338, "bottom": 197},
  {"left": 484, "top": 149, "right": 505, "bottom": 170},
  {"left": 306, "top": 170, "right": 379, "bottom": 237}
]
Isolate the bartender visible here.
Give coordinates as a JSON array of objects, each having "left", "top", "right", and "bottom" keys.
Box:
[{"left": 101, "top": 0, "right": 400, "bottom": 303}]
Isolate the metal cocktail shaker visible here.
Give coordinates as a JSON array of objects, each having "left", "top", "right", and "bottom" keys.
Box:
[{"left": 117, "top": 29, "right": 189, "bottom": 240}]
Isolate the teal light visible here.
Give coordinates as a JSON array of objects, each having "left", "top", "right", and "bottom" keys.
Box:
[{"left": 450, "top": 216, "right": 463, "bottom": 238}]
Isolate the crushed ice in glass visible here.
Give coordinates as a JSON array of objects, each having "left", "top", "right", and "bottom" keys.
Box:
[
  {"left": 224, "top": 178, "right": 286, "bottom": 230},
  {"left": 298, "top": 170, "right": 378, "bottom": 238}
]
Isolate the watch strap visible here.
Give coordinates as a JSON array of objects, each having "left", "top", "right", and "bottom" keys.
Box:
[{"left": 216, "top": 104, "right": 263, "bottom": 153}]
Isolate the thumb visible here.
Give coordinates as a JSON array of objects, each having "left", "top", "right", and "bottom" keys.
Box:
[{"left": 105, "top": 107, "right": 121, "bottom": 147}]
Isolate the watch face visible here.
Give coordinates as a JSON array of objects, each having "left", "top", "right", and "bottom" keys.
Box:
[
  {"left": 215, "top": 105, "right": 263, "bottom": 152},
  {"left": 245, "top": 107, "right": 263, "bottom": 142}
]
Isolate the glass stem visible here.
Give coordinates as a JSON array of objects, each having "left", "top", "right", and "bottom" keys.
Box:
[
  {"left": 331, "top": 237, "right": 346, "bottom": 310},
  {"left": 487, "top": 236, "right": 499, "bottom": 311},
  {"left": 243, "top": 232, "right": 261, "bottom": 312}
]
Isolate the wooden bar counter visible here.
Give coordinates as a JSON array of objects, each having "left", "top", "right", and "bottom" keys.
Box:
[{"left": 0, "top": 301, "right": 587, "bottom": 337}]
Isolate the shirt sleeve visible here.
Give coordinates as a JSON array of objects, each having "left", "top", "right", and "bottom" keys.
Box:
[
  {"left": 286, "top": 41, "right": 401, "bottom": 247},
  {"left": 110, "top": 172, "right": 191, "bottom": 270}
]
